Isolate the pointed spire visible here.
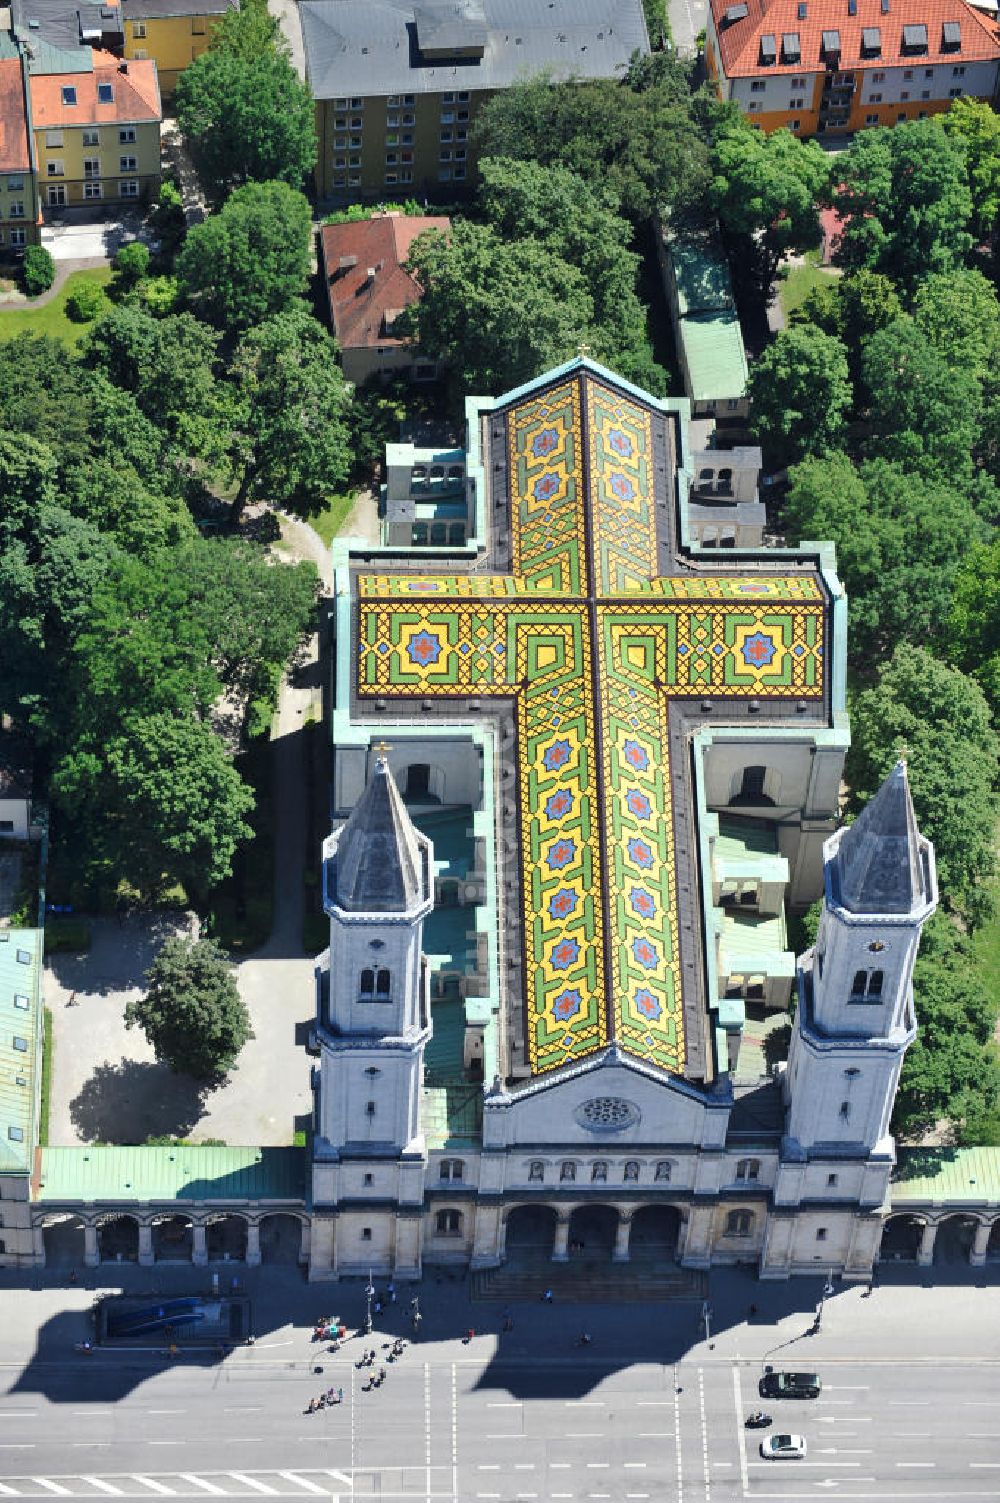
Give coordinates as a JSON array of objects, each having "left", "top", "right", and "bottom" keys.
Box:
[
  {"left": 837, "top": 760, "right": 925, "bottom": 915},
  {"left": 334, "top": 757, "right": 424, "bottom": 913}
]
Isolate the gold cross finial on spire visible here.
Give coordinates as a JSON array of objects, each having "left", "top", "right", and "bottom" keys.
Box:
[
  {"left": 373, "top": 740, "right": 393, "bottom": 757},
  {"left": 577, "top": 342, "right": 592, "bottom": 358},
  {"left": 896, "top": 739, "right": 909, "bottom": 766}
]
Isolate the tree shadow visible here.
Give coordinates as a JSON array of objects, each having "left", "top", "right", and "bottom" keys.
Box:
[{"left": 69, "top": 1058, "right": 209, "bottom": 1144}]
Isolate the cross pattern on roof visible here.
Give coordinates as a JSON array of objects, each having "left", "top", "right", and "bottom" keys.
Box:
[{"left": 356, "top": 368, "right": 827, "bottom": 1079}]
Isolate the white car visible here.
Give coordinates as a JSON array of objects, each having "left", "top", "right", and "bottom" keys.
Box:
[{"left": 760, "top": 1433, "right": 807, "bottom": 1460}]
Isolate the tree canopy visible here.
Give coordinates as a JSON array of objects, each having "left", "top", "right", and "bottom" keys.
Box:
[
  {"left": 861, "top": 315, "right": 980, "bottom": 477},
  {"left": 126, "top": 935, "right": 253, "bottom": 1079},
  {"left": 175, "top": 0, "right": 316, "bottom": 204},
  {"left": 746, "top": 325, "right": 851, "bottom": 468},
  {"left": 710, "top": 120, "right": 829, "bottom": 291},
  {"left": 948, "top": 538, "right": 1000, "bottom": 720},
  {"left": 847, "top": 645, "right": 998, "bottom": 929},
  {"left": 938, "top": 96, "right": 1000, "bottom": 245},
  {"left": 175, "top": 181, "right": 312, "bottom": 333},
  {"left": 227, "top": 308, "right": 353, "bottom": 525},
  {"left": 832, "top": 120, "right": 974, "bottom": 292}
]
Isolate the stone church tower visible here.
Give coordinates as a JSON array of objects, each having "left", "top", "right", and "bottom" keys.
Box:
[
  {"left": 767, "top": 761, "right": 938, "bottom": 1274},
  {"left": 309, "top": 756, "right": 434, "bottom": 1279}
]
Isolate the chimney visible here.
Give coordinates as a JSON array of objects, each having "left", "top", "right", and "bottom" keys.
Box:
[{"left": 119, "top": 59, "right": 128, "bottom": 72}]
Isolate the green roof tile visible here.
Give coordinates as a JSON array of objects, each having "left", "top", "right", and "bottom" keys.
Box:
[
  {"left": 892, "top": 1147, "right": 1000, "bottom": 1206},
  {"left": 36, "top": 1145, "right": 307, "bottom": 1202}
]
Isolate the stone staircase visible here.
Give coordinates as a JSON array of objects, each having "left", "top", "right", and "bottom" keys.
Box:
[{"left": 471, "top": 1252, "right": 707, "bottom": 1304}]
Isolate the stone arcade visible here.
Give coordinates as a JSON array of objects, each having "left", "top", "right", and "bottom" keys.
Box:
[{"left": 306, "top": 356, "right": 937, "bottom": 1282}]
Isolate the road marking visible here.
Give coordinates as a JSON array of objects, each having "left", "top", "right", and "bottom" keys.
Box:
[
  {"left": 897, "top": 1462, "right": 936, "bottom": 1468},
  {"left": 486, "top": 1433, "right": 521, "bottom": 1439},
  {"left": 697, "top": 1367, "right": 709, "bottom": 1503},
  {"left": 451, "top": 1361, "right": 458, "bottom": 1503},
  {"left": 33, "top": 1485, "right": 70, "bottom": 1497},
  {"left": 0, "top": 1416, "right": 36, "bottom": 1420},
  {"left": 586, "top": 1462, "right": 610, "bottom": 1468},
  {"left": 971, "top": 1463, "right": 1000, "bottom": 1468},
  {"left": 477, "top": 1466, "right": 500, "bottom": 1471},
  {"left": 733, "top": 1363, "right": 749, "bottom": 1495},
  {"left": 513, "top": 1464, "right": 534, "bottom": 1471},
  {"left": 824, "top": 1385, "right": 869, "bottom": 1391},
  {"left": 228, "top": 1480, "right": 276, "bottom": 1497},
  {"left": 637, "top": 1401, "right": 672, "bottom": 1407},
  {"left": 486, "top": 1402, "right": 520, "bottom": 1408},
  {"left": 146, "top": 1412, "right": 184, "bottom": 1417},
  {"left": 131, "top": 1478, "right": 174, "bottom": 1495},
  {"left": 147, "top": 1443, "right": 183, "bottom": 1449},
  {"left": 566, "top": 1401, "right": 604, "bottom": 1407},
  {"left": 83, "top": 1479, "right": 123, "bottom": 1495},
  {"left": 565, "top": 1433, "right": 601, "bottom": 1439},
  {"left": 890, "top": 1400, "right": 931, "bottom": 1406},
  {"left": 0, "top": 1485, "right": 20, "bottom": 1496},
  {"left": 0, "top": 1448, "right": 33, "bottom": 1453},
  {"left": 223, "top": 1409, "right": 263, "bottom": 1415},
  {"left": 674, "top": 1362, "right": 684, "bottom": 1503},
  {"left": 747, "top": 1460, "right": 863, "bottom": 1468},
  {"left": 550, "top": 1463, "right": 571, "bottom": 1469},
  {"left": 322, "top": 1474, "right": 351, "bottom": 1490},
  {"left": 277, "top": 1475, "right": 325, "bottom": 1494},
  {"left": 624, "top": 1463, "right": 647, "bottom": 1468},
  {"left": 178, "top": 1477, "right": 226, "bottom": 1495},
  {"left": 424, "top": 1364, "right": 431, "bottom": 1503}
]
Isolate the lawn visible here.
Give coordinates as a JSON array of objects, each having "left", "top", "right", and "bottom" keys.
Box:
[
  {"left": 309, "top": 490, "right": 358, "bottom": 548},
  {"left": 971, "top": 881, "right": 1000, "bottom": 1011},
  {"left": 0, "top": 267, "right": 113, "bottom": 346},
  {"left": 779, "top": 260, "right": 839, "bottom": 321}
]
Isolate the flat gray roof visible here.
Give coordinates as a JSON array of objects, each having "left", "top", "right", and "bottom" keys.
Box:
[{"left": 299, "top": 0, "right": 648, "bottom": 100}]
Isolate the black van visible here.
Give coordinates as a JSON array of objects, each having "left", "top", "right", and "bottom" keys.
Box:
[{"left": 759, "top": 1371, "right": 822, "bottom": 1400}]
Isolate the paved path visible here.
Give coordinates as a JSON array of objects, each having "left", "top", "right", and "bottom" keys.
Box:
[
  {"left": 0, "top": 256, "right": 109, "bottom": 311},
  {"left": 267, "top": 0, "right": 305, "bottom": 78},
  {"left": 669, "top": 0, "right": 707, "bottom": 54}
]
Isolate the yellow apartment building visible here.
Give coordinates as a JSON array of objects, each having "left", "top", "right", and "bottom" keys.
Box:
[
  {"left": 121, "top": 0, "right": 236, "bottom": 100},
  {"left": 28, "top": 47, "right": 161, "bottom": 212},
  {"left": 0, "top": 51, "right": 40, "bottom": 250}
]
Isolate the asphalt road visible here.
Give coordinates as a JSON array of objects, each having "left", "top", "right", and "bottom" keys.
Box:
[{"left": 0, "top": 1352, "right": 999, "bottom": 1500}]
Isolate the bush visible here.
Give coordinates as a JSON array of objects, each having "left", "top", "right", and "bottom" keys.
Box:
[
  {"left": 65, "top": 280, "right": 107, "bottom": 323},
  {"left": 135, "top": 275, "right": 181, "bottom": 316},
  {"left": 22, "top": 245, "right": 55, "bottom": 296},
  {"left": 114, "top": 241, "right": 151, "bottom": 288}
]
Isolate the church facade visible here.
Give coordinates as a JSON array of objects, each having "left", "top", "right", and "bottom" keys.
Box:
[{"left": 307, "top": 356, "right": 938, "bottom": 1283}]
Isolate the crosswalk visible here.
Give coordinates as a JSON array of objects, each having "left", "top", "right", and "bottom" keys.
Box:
[{"left": 0, "top": 1473, "right": 354, "bottom": 1499}]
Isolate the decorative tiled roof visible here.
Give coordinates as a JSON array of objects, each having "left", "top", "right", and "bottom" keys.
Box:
[
  {"left": 0, "top": 61, "right": 29, "bottom": 177},
  {"left": 319, "top": 213, "right": 450, "bottom": 354},
  {"left": 29, "top": 47, "right": 160, "bottom": 123},
  {"left": 710, "top": 0, "right": 1000, "bottom": 75}
]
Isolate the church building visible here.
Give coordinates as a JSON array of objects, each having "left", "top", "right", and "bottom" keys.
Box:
[{"left": 306, "top": 356, "right": 936, "bottom": 1282}]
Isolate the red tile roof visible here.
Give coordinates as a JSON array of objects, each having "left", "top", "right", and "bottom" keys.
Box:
[
  {"left": 29, "top": 49, "right": 160, "bottom": 127},
  {"left": 0, "top": 59, "right": 30, "bottom": 174},
  {"left": 710, "top": 0, "right": 1000, "bottom": 75},
  {"left": 319, "top": 213, "right": 450, "bottom": 353}
]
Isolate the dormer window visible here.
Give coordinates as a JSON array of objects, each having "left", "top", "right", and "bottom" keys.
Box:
[
  {"left": 759, "top": 31, "right": 776, "bottom": 62},
  {"left": 902, "top": 22, "right": 928, "bottom": 52},
  {"left": 941, "top": 20, "right": 961, "bottom": 50},
  {"left": 821, "top": 29, "right": 841, "bottom": 59},
  {"left": 98, "top": 82, "right": 114, "bottom": 104},
  {"left": 861, "top": 25, "right": 881, "bottom": 55},
  {"left": 782, "top": 30, "right": 801, "bottom": 61}
]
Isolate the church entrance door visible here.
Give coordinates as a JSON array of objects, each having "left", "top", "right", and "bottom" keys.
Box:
[
  {"left": 630, "top": 1205, "right": 681, "bottom": 1263},
  {"left": 568, "top": 1204, "right": 617, "bottom": 1261},
  {"left": 505, "top": 1204, "right": 557, "bottom": 1256}
]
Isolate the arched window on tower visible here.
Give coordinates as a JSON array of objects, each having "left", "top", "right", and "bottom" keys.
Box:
[
  {"left": 376, "top": 969, "right": 391, "bottom": 998},
  {"left": 360, "top": 969, "right": 375, "bottom": 999},
  {"left": 851, "top": 969, "right": 868, "bottom": 1000},
  {"left": 868, "top": 970, "right": 884, "bottom": 997},
  {"left": 731, "top": 765, "right": 774, "bottom": 807}
]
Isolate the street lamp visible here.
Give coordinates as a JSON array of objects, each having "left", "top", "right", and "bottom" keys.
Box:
[
  {"left": 814, "top": 1270, "right": 835, "bottom": 1331},
  {"left": 364, "top": 1271, "right": 375, "bottom": 1335},
  {"left": 701, "top": 1299, "right": 713, "bottom": 1344}
]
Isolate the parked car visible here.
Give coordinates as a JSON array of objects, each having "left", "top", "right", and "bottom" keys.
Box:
[
  {"left": 759, "top": 1370, "right": 822, "bottom": 1399},
  {"left": 761, "top": 1433, "right": 807, "bottom": 1460}
]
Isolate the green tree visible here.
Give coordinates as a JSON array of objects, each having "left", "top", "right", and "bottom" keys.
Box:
[
  {"left": 861, "top": 315, "right": 980, "bottom": 476},
  {"left": 175, "top": 181, "right": 311, "bottom": 333},
  {"left": 404, "top": 219, "right": 596, "bottom": 399},
  {"left": 895, "top": 912, "right": 1000, "bottom": 1141},
  {"left": 113, "top": 241, "right": 151, "bottom": 289},
  {"left": 833, "top": 120, "right": 974, "bottom": 292},
  {"left": 53, "top": 713, "right": 255, "bottom": 901},
  {"left": 22, "top": 245, "right": 55, "bottom": 295},
  {"left": 125, "top": 935, "right": 253, "bottom": 1079},
  {"left": 836, "top": 270, "right": 903, "bottom": 394},
  {"left": 65, "top": 281, "right": 107, "bottom": 323},
  {"left": 938, "top": 96, "right": 1000, "bottom": 244},
  {"left": 709, "top": 120, "right": 829, "bottom": 292},
  {"left": 227, "top": 308, "right": 352, "bottom": 525},
  {"left": 746, "top": 326, "right": 851, "bottom": 468},
  {"left": 847, "top": 644, "right": 998, "bottom": 928},
  {"left": 948, "top": 538, "right": 1000, "bottom": 717},
  {"left": 783, "top": 453, "right": 981, "bottom": 664},
  {"left": 912, "top": 267, "right": 1000, "bottom": 385},
  {"left": 81, "top": 305, "right": 226, "bottom": 462},
  {"left": 476, "top": 156, "right": 663, "bottom": 388},
  {"left": 471, "top": 62, "right": 709, "bottom": 221}
]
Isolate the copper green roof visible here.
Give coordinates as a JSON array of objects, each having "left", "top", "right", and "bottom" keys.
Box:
[
  {"left": 0, "top": 928, "right": 42, "bottom": 1174},
  {"left": 892, "top": 1147, "right": 1000, "bottom": 1207},
  {"left": 36, "top": 1145, "right": 307, "bottom": 1202}
]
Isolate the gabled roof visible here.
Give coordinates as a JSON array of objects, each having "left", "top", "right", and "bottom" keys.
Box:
[
  {"left": 710, "top": 0, "right": 1000, "bottom": 75},
  {"left": 300, "top": 0, "right": 648, "bottom": 101},
  {"left": 837, "top": 760, "right": 926, "bottom": 915},
  {"left": 0, "top": 60, "right": 30, "bottom": 175},
  {"left": 320, "top": 212, "right": 450, "bottom": 353},
  {"left": 335, "top": 756, "right": 426, "bottom": 912},
  {"left": 28, "top": 48, "right": 160, "bottom": 122}
]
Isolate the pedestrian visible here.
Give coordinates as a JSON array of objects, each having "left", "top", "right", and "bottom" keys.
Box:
[
  {"left": 748, "top": 1303, "right": 758, "bottom": 1319},
  {"left": 542, "top": 1288, "right": 553, "bottom": 1304},
  {"left": 387, "top": 1280, "right": 397, "bottom": 1304},
  {"left": 374, "top": 1298, "right": 383, "bottom": 1317},
  {"left": 338, "top": 1387, "right": 343, "bottom": 1404}
]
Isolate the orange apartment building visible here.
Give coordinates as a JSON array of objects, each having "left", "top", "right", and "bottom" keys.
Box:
[{"left": 705, "top": 0, "right": 1000, "bottom": 137}]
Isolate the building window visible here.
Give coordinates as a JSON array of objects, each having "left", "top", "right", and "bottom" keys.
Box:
[
  {"left": 360, "top": 968, "right": 375, "bottom": 998},
  {"left": 7, "top": 1126, "right": 23, "bottom": 1143},
  {"left": 440, "top": 110, "right": 454, "bottom": 124},
  {"left": 439, "top": 168, "right": 451, "bottom": 181},
  {"left": 903, "top": 68, "right": 913, "bottom": 79},
  {"left": 896, "top": 112, "right": 906, "bottom": 121},
  {"left": 750, "top": 80, "right": 766, "bottom": 91},
  {"left": 850, "top": 969, "right": 883, "bottom": 1001},
  {"left": 839, "top": 1100, "right": 851, "bottom": 1121},
  {"left": 592, "top": 1161, "right": 607, "bottom": 1182},
  {"left": 361, "top": 1226, "right": 372, "bottom": 1241},
  {"left": 350, "top": 116, "right": 363, "bottom": 129},
  {"left": 403, "top": 93, "right": 414, "bottom": 105},
  {"left": 10, "top": 228, "right": 24, "bottom": 247},
  {"left": 8, "top": 202, "right": 23, "bottom": 218},
  {"left": 748, "top": 102, "right": 760, "bottom": 111},
  {"left": 827, "top": 1173, "right": 838, "bottom": 1187},
  {"left": 61, "top": 85, "right": 77, "bottom": 106},
  {"left": 457, "top": 109, "right": 468, "bottom": 121},
  {"left": 46, "top": 185, "right": 66, "bottom": 205},
  {"left": 865, "top": 112, "right": 879, "bottom": 123},
  {"left": 925, "top": 67, "right": 934, "bottom": 77},
  {"left": 440, "top": 128, "right": 453, "bottom": 142},
  {"left": 953, "top": 64, "right": 965, "bottom": 75},
  {"left": 334, "top": 96, "right": 348, "bottom": 108},
  {"left": 736, "top": 1158, "right": 760, "bottom": 1182},
  {"left": 655, "top": 1160, "right": 672, "bottom": 1182},
  {"left": 12, "top": 1037, "right": 28, "bottom": 1053},
  {"left": 871, "top": 69, "right": 885, "bottom": 80},
  {"left": 119, "top": 127, "right": 136, "bottom": 144},
  {"left": 921, "top": 90, "right": 931, "bottom": 98},
  {"left": 46, "top": 161, "right": 64, "bottom": 177},
  {"left": 402, "top": 113, "right": 414, "bottom": 125},
  {"left": 816, "top": 1227, "right": 828, "bottom": 1241},
  {"left": 528, "top": 1160, "right": 544, "bottom": 1182},
  {"left": 119, "top": 154, "right": 138, "bottom": 173},
  {"left": 84, "top": 157, "right": 100, "bottom": 178},
  {"left": 949, "top": 87, "right": 963, "bottom": 97},
  {"left": 901, "top": 91, "right": 909, "bottom": 99},
  {"left": 386, "top": 114, "right": 399, "bottom": 128},
  {"left": 350, "top": 97, "right": 363, "bottom": 108},
  {"left": 624, "top": 1160, "right": 640, "bottom": 1183},
  {"left": 401, "top": 131, "right": 413, "bottom": 145},
  {"left": 362, "top": 1172, "right": 373, "bottom": 1187},
  {"left": 349, "top": 155, "right": 360, "bottom": 168},
  {"left": 790, "top": 97, "right": 804, "bottom": 108},
  {"left": 439, "top": 150, "right": 452, "bottom": 162},
  {"left": 45, "top": 129, "right": 63, "bottom": 148},
  {"left": 560, "top": 1161, "right": 576, "bottom": 1182},
  {"left": 726, "top": 1209, "right": 753, "bottom": 1237},
  {"left": 439, "top": 1159, "right": 464, "bottom": 1182},
  {"left": 84, "top": 182, "right": 103, "bottom": 200},
  {"left": 732, "top": 765, "right": 772, "bottom": 806},
  {"left": 457, "top": 90, "right": 469, "bottom": 101},
  {"left": 869, "top": 92, "right": 883, "bottom": 102},
  {"left": 453, "top": 167, "right": 465, "bottom": 180},
  {"left": 7, "top": 175, "right": 23, "bottom": 191},
  {"left": 334, "top": 156, "right": 346, "bottom": 168},
  {"left": 133, "top": 18, "right": 146, "bottom": 35},
  {"left": 98, "top": 82, "right": 114, "bottom": 104},
  {"left": 435, "top": 1209, "right": 462, "bottom": 1236}
]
